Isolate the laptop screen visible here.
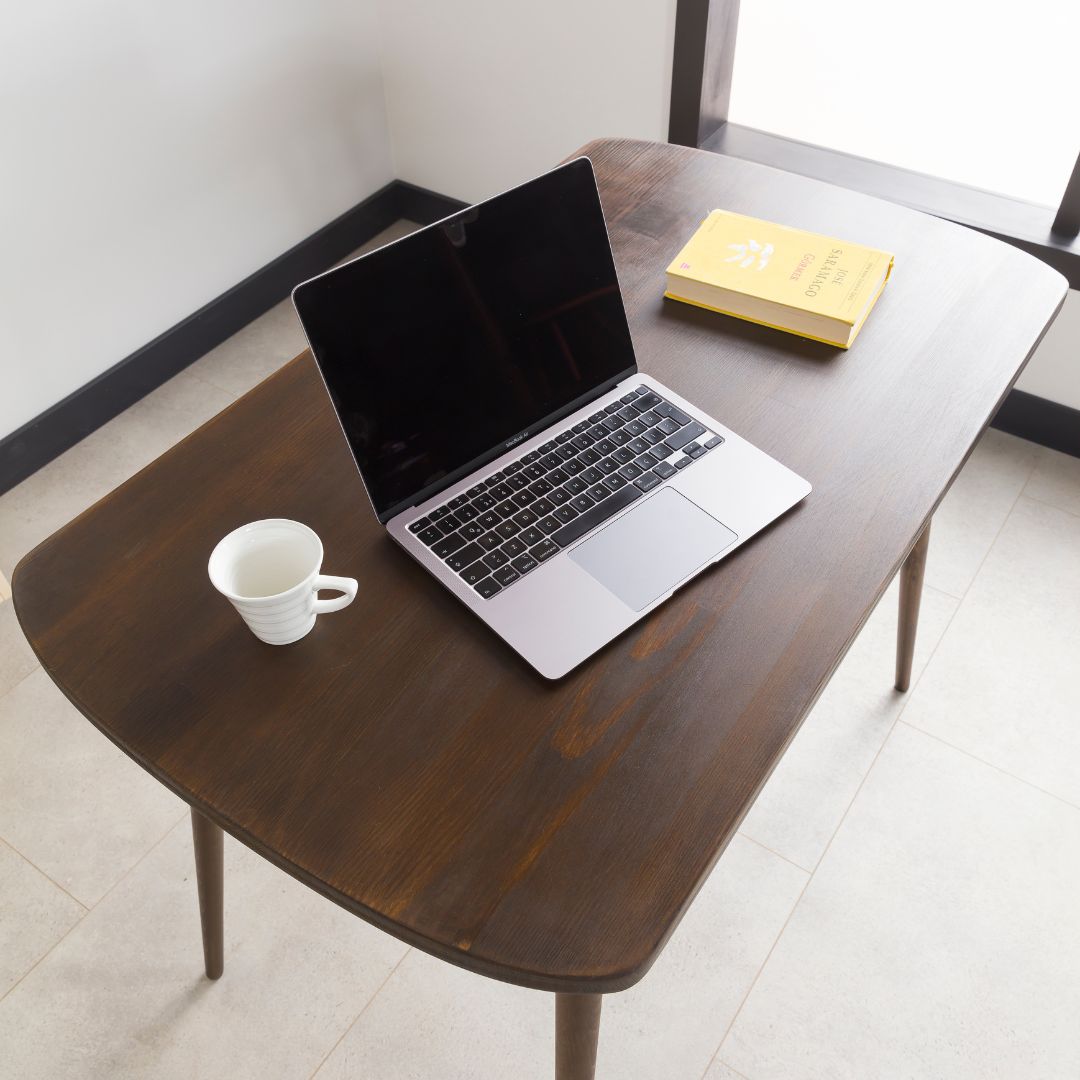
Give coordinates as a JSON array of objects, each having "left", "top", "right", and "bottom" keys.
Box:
[{"left": 292, "top": 158, "right": 638, "bottom": 522}]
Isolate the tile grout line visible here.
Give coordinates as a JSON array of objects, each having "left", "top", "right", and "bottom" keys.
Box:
[
  {"left": 305, "top": 947, "right": 413, "bottom": 1079},
  {"left": 738, "top": 832, "right": 814, "bottom": 876},
  {"left": 0, "top": 807, "right": 187, "bottom": 1007},
  {"left": 1015, "top": 491, "right": 1080, "bottom": 521},
  {"left": 0, "top": 836, "right": 89, "bottom": 913},
  {"left": 898, "top": 720, "right": 1080, "bottom": 815}
]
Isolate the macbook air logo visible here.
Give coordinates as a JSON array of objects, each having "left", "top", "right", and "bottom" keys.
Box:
[
  {"left": 505, "top": 431, "right": 528, "bottom": 448},
  {"left": 725, "top": 239, "right": 774, "bottom": 270}
]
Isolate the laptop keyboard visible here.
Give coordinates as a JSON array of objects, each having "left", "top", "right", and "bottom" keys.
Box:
[{"left": 406, "top": 386, "right": 724, "bottom": 599}]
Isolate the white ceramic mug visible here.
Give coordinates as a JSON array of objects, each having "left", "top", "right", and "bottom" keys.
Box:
[{"left": 208, "top": 519, "right": 357, "bottom": 644}]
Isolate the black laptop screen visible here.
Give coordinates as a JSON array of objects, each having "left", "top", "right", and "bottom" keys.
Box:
[{"left": 292, "top": 159, "right": 637, "bottom": 521}]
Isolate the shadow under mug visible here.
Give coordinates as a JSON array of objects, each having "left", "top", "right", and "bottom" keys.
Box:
[{"left": 208, "top": 519, "right": 357, "bottom": 644}]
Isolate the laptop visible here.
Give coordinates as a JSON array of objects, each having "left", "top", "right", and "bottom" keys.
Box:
[{"left": 292, "top": 158, "right": 811, "bottom": 679}]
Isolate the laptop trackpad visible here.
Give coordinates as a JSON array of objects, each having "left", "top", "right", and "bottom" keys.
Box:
[{"left": 570, "top": 488, "right": 738, "bottom": 611}]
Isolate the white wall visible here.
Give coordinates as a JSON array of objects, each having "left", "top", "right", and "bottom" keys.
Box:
[
  {"left": 1017, "top": 290, "right": 1080, "bottom": 412},
  {"left": 376, "top": 0, "right": 677, "bottom": 204},
  {"left": 0, "top": 0, "right": 393, "bottom": 439}
]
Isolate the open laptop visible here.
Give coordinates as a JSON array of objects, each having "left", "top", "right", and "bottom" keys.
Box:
[{"left": 292, "top": 158, "right": 810, "bottom": 679}]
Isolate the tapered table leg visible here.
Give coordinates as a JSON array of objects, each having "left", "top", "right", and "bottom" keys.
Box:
[
  {"left": 556, "top": 993, "right": 602, "bottom": 1080},
  {"left": 895, "top": 521, "right": 931, "bottom": 692},
  {"left": 190, "top": 807, "right": 224, "bottom": 979}
]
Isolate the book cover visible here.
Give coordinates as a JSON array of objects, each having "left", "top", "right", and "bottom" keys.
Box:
[{"left": 665, "top": 210, "right": 894, "bottom": 348}]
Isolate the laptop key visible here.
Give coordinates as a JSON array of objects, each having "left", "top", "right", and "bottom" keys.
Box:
[
  {"left": 620, "top": 392, "right": 638, "bottom": 405},
  {"left": 550, "top": 484, "right": 643, "bottom": 548},
  {"left": 632, "top": 391, "right": 663, "bottom": 412},
  {"left": 610, "top": 429, "right": 631, "bottom": 445},
  {"left": 522, "top": 463, "right": 545, "bottom": 482},
  {"left": 627, "top": 438, "right": 650, "bottom": 456},
  {"left": 624, "top": 419, "right": 646, "bottom": 437},
  {"left": 511, "top": 489, "right": 536, "bottom": 507},
  {"left": 438, "top": 515, "right": 462, "bottom": 535},
  {"left": 417, "top": 525, "right": 443, "bottom": 546},
  {"left": 655, "top": 402, "right": 691, "bottom": 425},
  {"left": 588, "top": 411, "right": 606, "bottom": 424},
  {"left": 570, "top": 434, "right": 594, "bottom": 451},
  {"left": 553, "top": 504, "right": 579, "bottom": 523},
  {"left": 466, "top": 484, "right": 486, "bottom": 498},
  {"left": 635, "top": 472, "right": 662, "bottom": 492},
  {"left": 653, "top": 460, "right": 677, "bottom": 479},
  {"left": 446, "top": 542, "right": 483, "bottom": 571},
  {"left": 547, "top": 467, "right": 569, "bottom": 486},
  {"left": 505, "top": 461, "right": 523, "bottom": 474},
  {"left": 537, "top": 515, "right": 561, "bottom": 536},
  {"left": 473, "top": 492, "right": 496, "bottom": 512},
  {"left": 460, "top": 560, "right": 490, "bottom": 585},
  {"left": 587, "top": 484, "right": 611, "bottom": 502},
  {"left": 651, "top": 443, "right": 674, "bottom": 459},
  {"left": 564, "top": 459, "right": 584, "bottom": 476},
  {"left": 408, "top": 517, "right": 431, "bottom": 533},
  {"left": 501, "top": 537, "right": 527, "bottom": 558},
  {"left": 506, "top": 474, "right": 529, "bottom": 491},
  {"left": 604, "top": 401, "right": 622, "bottom": 414},
  {"left": 430, "top": 506, "right": 450, "bottom": 521},
  {"left": 665, "top": 422, "right": 707, "bottom": 451},
  {"left": 494, "top": 500, "right": 517, "bottom": 519},
  {"left": 548, "top": 487, "right": 571, "bottom": 506},
  {"left": 634, "top": 385, "right": 652, "bottom": 396},
  {"left": 519, "top": 526, "right": 544, "bottom": 547},
  {"left": 494, "top": 520, "right": 521, "bottom": 540},
  {"left": 597, "top": 458, "right": 618, "bottom": 476},
  {"left": 493, "top": 565, "right": 520, "bottom": 587},
  {"left": 448, "top": 494, "right": 469, "bottom": 510},
  {"left": 511, "top": 554, "right": 539, "bottom": 575},
  {"left": 618, "top": 463, "right": 643, "bottom": 481},
  {"left": 602, "top": 414, "right": 625, "bottom": 431},
  {"left": 460, "top": 522, "right": 485, "bottom": 541},
  {"left": 556, "top": 445, "right": 577, "bottom": 460},
  {"left": 522, "top": 451, "right": 541, "bottom": 465},
  {"left": 540, "top": 453, "right": 562, "bottom": 471},
  {"left": 581, "top": 467, "right": 603, "bottom": 485},
  {"left": 570, "top": 493, "right": 595, "bottom": 513},
  {"left": 643, "top": 429, "right": 665, "bottom": 446},
  {"left": 705, "top": 435, "right": 725, "bottom": 449},
  {"left": 433, "top": 533, "right": 467, "bottom": 559},
  {"left": 594, "top": 438, "right": 616, "bottom": 456},
  {"left": 532, "top": 497, "right": 555, "bottom": 516},
  {"left": 457, "top": 504, "right": 479, "bottom": 522},
  {"left": 529, "top": 478, "right": 554, "bottom": 496},
  {"left": 475, "top": 577, "right": 502, "bottom": 599},
  {"left": 673, "top": 456, "right": 692, "bottom": 469},
  {"left": 487, "top": 470, "right": 506, "bottom": 483},
  {"left": 637, "top": 410, "right": 661, "bottom": 427},
  {"left": 579, "top": 448, "right": 601, "bottom": 466},
  {"left": 572, "top": 421, "right": 589, "bottom": 434},
  {"left": 483, "top": 549, "right": 509, "bottom": 569},
  {"left": 564, "top": 477, "right": 587, "bottom": 495},
  {"left": 539, "top": 441, "right": 557, "bottom": 453},
  {"left": 690, "top": 445, "right": 708, "bottom": 458},
  {"left": 588, "top": 425, "right": 608, "bottom": 442},
  {"left": 603, "top": 473, "right": 628, "bottom": 491},
  {"left": 556, "top": 431, "right": 574, "bottom": 444},
  {"left": 612, "top": 446, "right": 635, "bottom": 465},
  {"left": 489, "top": 482, "right": 513, "bottom": 500},
  {"left": 477, "top": 532, "right": 502, "bottom": 552},
  {"left": 635, "top": 452, "right": 660, "bottom": 471},
  {"left": 530, "top": 538, "right": 559, "bottom": 562},
  {"left": 513, "top": 508, "right": 538, "bottom": 528},
  {"left": 682, "top": 442, "right": 701, "bottom": 456},
  {"left": 617, "top": 406, "right": 638, "bottom": 422},
  {"left": 477, "top": 511, "right": 501, "bottom": 531},
  {"left": 657, "top": 417, "right": 682, "bottom": 436}
]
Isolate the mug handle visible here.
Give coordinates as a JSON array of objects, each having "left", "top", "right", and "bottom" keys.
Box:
[{"left": 312, "top": 574, "right": 358, "bottom": 614}]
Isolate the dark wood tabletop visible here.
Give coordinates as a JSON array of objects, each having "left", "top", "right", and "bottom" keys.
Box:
[{"left": 12, "top": 138, "right": 1065, "bottom": 994}]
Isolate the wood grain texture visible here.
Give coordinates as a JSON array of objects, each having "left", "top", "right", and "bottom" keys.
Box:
[{"left": 11, "top": 140, "right": 1065, "bottom": 993}]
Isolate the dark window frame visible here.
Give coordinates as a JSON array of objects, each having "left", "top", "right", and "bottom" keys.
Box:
[{"left": 669, "top": 0, "right": 1080, "bottom": 289}]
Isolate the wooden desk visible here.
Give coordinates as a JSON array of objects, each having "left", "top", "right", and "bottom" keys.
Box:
[{"left": 12, "top": 139, "right": 1065, "bottom": 1078}]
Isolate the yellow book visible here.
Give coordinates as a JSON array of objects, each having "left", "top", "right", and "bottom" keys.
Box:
[{"left": 665, "top": 210, "right": 894, "bottom": 348}]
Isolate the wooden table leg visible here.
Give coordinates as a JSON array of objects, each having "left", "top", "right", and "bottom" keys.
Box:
[
  {"left": 895, "top": 521, "right": 931, "bottom": 692},
  {"left": 190, "top": 807, "right": 224, "bottom": 979},
  {"left": 556, "top": 993, "right": 602, "bottom": 1080}
]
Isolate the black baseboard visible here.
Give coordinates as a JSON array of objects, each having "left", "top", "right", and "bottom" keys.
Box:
[
  {"left": 1, "top": 180, "right": 1074, "bottom": 495},
  {"left": 0, "top": 180, "right": 468, "bottom": 495},
  {"left": 991, "top": 388, "right": 1080, "bottom": 458}
]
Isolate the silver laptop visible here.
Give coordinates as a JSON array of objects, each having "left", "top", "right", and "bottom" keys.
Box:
[{"left": 292, "top": 158, "right": 810, "bottom": 679}]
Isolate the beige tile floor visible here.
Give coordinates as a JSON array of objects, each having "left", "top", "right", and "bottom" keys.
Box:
[{"left": 1, "top": 220, "right": 1079, "bottom": 1077}]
